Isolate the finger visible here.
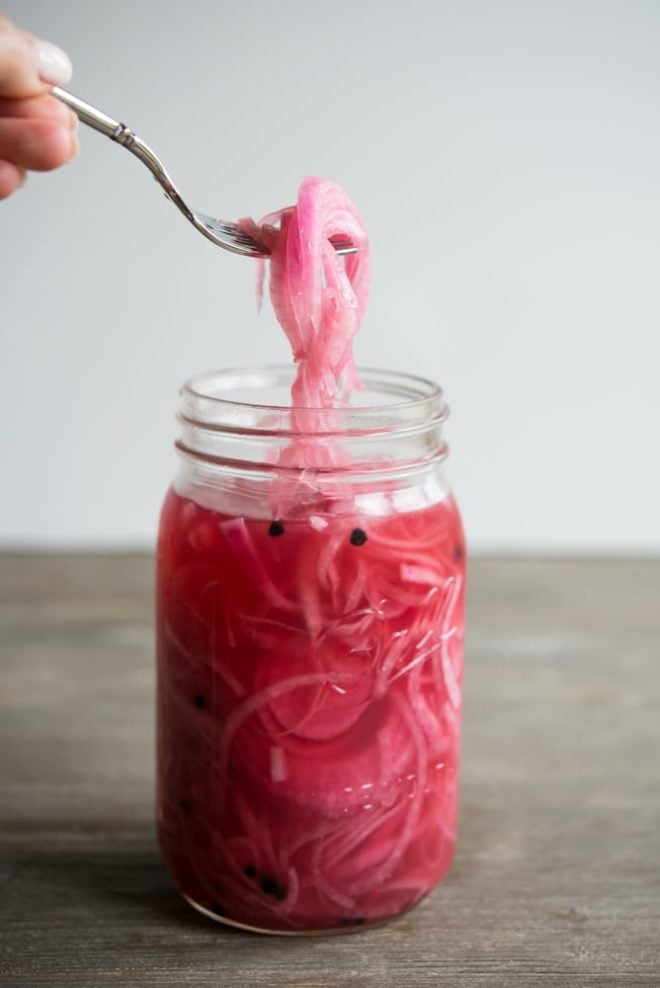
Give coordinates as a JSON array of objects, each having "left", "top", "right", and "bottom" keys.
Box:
[
  {"left": 0, "top": 16, "right": 72, "bottom": 98},
  {"left": 0, "top": 158, "right": 26, "bottom": 199},
  {"left": 0, "top": 93, "right": 73, "bottom": 124},
  {"left": 0, "top": 116, "right": 77, "bottom": 171}
]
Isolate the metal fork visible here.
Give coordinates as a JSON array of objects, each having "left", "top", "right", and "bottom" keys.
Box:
[{"left": 52, "top": 87, "right": 356, "bottom": 259}]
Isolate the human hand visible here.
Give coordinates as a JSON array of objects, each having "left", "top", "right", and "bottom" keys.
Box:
[{"left": 0, "top": 15, "right": 76, "bottom": 199}]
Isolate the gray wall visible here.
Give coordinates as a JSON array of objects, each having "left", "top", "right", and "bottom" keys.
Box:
[{"left": 2, "top": 0, "right": 659, "bottom": 551}]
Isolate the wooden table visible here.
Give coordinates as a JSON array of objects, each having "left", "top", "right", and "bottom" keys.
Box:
[{"left": 1, "top": 554, "right": 658, "bottom": 987}]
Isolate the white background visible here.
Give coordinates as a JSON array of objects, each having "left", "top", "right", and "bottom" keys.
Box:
[{"left": 1, "top": 0, "right": 658, "bottom": 552}]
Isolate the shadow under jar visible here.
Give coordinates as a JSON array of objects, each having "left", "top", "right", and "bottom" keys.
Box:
[{"left": 156, "top": 366, "right": 466, "bottom": 934}]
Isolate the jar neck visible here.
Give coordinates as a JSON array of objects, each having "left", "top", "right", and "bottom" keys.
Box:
[{"left": 176, "top": 366, "right": 450, "bottom": 481}]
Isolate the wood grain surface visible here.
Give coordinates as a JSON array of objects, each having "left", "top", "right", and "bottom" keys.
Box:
[{"left": 0, "top": 554, "right": 658, "bottom": 987}]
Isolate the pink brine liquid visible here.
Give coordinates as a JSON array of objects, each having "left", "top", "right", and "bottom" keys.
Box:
[{"left": 157, "top": 487, "right": 465, "bottom": 932}]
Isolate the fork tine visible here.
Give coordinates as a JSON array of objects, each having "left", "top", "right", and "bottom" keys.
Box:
[
  {"left": 219, "top": 220, "right": 354, "bottom": 250},
  {"left": 197, "top": 221, "right": 267, "bottom": 253},
  {"left": 221, "top": 227, "right": 357, "bottom": 255},
  {"left": 198, "top": 214, "right": 358, "bottom": 257}
]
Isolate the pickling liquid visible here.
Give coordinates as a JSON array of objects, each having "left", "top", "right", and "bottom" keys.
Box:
[{"left": 156, "top": 487, "right": 465, "bottom": 933}]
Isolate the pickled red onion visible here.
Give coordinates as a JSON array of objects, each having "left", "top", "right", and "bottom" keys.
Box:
[{"left": 244, "top": 177, "right": 370, "bottom": 413}]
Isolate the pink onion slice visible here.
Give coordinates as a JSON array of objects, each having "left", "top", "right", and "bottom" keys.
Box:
[{"left": 246, "top": 176, "right": 370, "bottom": 417}]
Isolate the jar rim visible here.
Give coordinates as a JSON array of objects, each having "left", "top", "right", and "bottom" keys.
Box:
[{"left": 179, "top": 366, "right": 448, "bottom": 438}]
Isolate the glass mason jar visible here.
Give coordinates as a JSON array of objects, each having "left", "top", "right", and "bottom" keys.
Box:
[{"left": 156, "top": 366, "right": 466, "bottom": 934}]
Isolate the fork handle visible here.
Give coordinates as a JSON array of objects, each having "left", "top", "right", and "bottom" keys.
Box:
[
  {"left": 51, "top": 86, "right": 124, "bottom": 138},
  {"left": 51, "top": 87, "right": 190, "bottom": 216}
]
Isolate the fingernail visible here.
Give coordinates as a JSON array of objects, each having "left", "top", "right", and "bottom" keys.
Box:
[
  {"left": 17, "top": 168, "right": 28, "bottom": 189},
  {"left": 68, "top": 110, "right": 78, "bottom": 133},
  {"left": 34, "top": 39, "right": 73, "bottom": 86}
]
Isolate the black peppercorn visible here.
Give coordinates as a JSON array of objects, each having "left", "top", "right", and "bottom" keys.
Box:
[
  {"left": 259, "top": 874, "right": 287, "bottom": 900},
  {"left": 269, "top": 520, "right": 285, "bottom": 537},
  {"left": 349, "top": 527, "right": 367, "bottom": 546}
]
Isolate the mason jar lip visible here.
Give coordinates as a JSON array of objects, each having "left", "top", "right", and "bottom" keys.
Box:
[
  {"left": 176, "top": 365, "right": 449, "bottom": 474},
  {"left": 180, "top": 365, "right": 446, "bottom": 428}
]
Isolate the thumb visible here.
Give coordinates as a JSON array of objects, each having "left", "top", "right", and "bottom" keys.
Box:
[{"left": 0, "top": 17, "right": 72, "bottom": 98}]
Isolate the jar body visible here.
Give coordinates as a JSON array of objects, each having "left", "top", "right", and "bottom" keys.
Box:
[{"left": 156, "top": 368, "right": 465, "bottom": 934}]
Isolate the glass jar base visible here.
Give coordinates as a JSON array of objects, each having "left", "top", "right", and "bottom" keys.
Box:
[{"left": 183, "top": 894, "right": 400, "bottom": 937}]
